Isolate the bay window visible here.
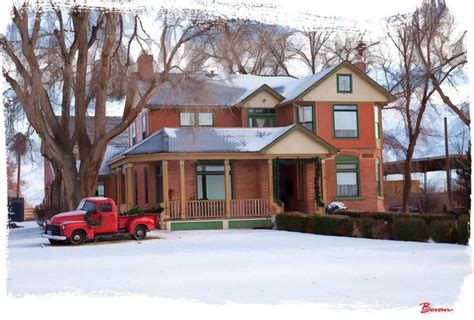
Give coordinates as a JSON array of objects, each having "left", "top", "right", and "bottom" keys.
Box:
[{"left": 297, "top": 105, "right": 314, "bottom": 132}]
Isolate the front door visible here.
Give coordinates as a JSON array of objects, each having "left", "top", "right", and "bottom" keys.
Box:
[{"left": 279, "top": 164, "right": 298, "bottom": 211}]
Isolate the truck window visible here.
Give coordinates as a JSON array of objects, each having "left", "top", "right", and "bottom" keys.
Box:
[
  {"left": 98, "top": 203, "right": 113, "bottom": 213},
  {"left": 77, "top": 201, "right": 97, "bottom": 212}
]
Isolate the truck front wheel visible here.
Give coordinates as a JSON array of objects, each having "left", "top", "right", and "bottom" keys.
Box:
[
  {"left": 132, "top": 225, "right": 147, "bottom": 241},
  {"left": 69, "top": 230, "right": 86, "bottom": 245}
]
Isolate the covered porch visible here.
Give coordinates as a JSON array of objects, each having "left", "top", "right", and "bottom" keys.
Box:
[{"left": 107, "top": 125, "right": 337, "bottom": 229}]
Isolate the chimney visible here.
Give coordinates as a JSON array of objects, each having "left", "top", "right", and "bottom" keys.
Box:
[
  {"left": 137, "top": 52, "right": 154, "bottom": 81},
  {"left": 353, "top": 61, "right": 367, "bottom": 73}
]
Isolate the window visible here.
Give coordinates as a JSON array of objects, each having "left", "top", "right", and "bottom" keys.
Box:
[
  {"left": 198, "top": 112, "right": 213, "bottom": 126},
  {"left": 134, "top": 170, "right": 138, "bottom": 206},
  {"left": 333, "top": 105, "right": 358, "bottom": 138},
  {"left": 96, "top": 180, "right": 105, "bottom": 197},
  {"left": 144, "top": 167, "right": 149, "bottom": 205},
  {"left": 297, "top": 105, "right": 314, "bottom": 132},
  {"left": 374, "top": 106, "right": 381, "bottom": 140},
  {"left": 141, "top": 114, "right": 147, "bottom": 140},
  {"left": 155, "top": 165, "right": 163, "bottom": 204},
  {"left": 196, "top": 162, "right": 232, "bottom": 200},
  {"left": 180, "top": 112, "right": 214, "bottom": 127},
  {"left": 337, "top": 74, "right": 352, "bottom": 93},
  {"left": 131, "top": 121, "right": 137, "bottom": 145},
  {"left": 98, "top": 203, "right": 113, "bottom": 213},
  {"left": 77, "top": 200, "right": 97, "bottom": 212},
  {"left": 336, "top": 156, "right": 359, "bottom": 197},
  {"left": 248, "top": 108, "right": 275, "bottom": 128},
  {"left": 376, "top": 158, "right": 382, "bottom": 197}
]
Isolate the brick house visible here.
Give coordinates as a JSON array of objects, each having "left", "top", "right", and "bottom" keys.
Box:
[{"left": 105, "top": 53, "right": 395, "bottom": 230}]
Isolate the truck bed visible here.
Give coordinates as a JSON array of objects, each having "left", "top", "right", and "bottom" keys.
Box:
[{"left": 117, "top": 213, "right": 159, "bottom": 230}]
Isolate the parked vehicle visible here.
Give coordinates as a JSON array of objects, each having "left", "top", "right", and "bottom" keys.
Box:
[
  {"left": 42, "top": 197, "right": 158, "bottom": 245},
  {"left": 326, "top": 201, "right": 347, "bottom": 214}
]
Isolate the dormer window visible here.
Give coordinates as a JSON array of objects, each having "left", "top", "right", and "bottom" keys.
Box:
[
  {"left": 248, "top": 108, "right": 275, "bottom": 128},
  {"left": 337, "top": 74, "right": 352, "bottom": 93}
]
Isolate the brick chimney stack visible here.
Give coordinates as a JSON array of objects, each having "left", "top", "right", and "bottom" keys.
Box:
[
  {"left": 354, "top": 61, "right": 367, "bottom": 73},
  {"left": 137, "top": 52, "right": 154, "bottom": 81}
]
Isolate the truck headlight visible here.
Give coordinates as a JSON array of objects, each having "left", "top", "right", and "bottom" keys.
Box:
[{"left": 62, "top": 224, "right": 66, "bottom": 230}]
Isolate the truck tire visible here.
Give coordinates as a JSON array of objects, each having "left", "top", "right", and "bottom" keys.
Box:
[
  {"left": 132, "top": 225, "right": 147, "bottom": 240},
  {"left": 69, "top": 230, "right": 86, "bottom": 245}
]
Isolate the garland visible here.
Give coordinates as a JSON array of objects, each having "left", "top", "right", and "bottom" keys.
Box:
[
  {"left": 272, "top": 157, "right": 325, "bottom": 209},
  {"left": 118, "top": 206, "right": 164, "bottom": 216},
  {"left": 84, "top": 210, "right": 103, "bottom": 227}
]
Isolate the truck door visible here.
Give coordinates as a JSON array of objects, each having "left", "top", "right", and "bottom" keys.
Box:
[{"left": 95, "top": 201, "right": 118, "bottom": 234}]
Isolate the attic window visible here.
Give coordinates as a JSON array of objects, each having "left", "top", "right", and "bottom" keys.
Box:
[{"left": 337, "top": 74, "right": 352, "bottom": 93}]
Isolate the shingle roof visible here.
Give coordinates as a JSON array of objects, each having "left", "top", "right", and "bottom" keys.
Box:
[{"left": 121, "top": 125, "right": 296, "bottom": 155}]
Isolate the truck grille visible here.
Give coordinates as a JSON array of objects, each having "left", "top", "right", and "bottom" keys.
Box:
[{"left": 45, "top": 224, "right": 61, "bottom": 236}]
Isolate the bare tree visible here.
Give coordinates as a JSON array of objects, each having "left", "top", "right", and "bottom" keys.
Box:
[
  {"left": 381, "top": 1, "right": 467, "bottom": 213},
  {"left": 292, "top": 30, "right": 331, "bottom": 74},
  {"left": 1, "top": 3, "right": 214, "bottom": 211}
]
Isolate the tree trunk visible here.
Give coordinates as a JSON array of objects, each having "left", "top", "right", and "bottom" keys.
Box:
[
  {"left": 401, "top": 143, "right": 416, "bottom": 214},
  {"left": 16, "top": 154, "right": 21, "bottom": 198}
]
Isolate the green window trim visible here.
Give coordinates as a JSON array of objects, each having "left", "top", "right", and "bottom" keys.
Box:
[
  {"left": 335, "top": 156, "right": 360, "bottom": 198},
  {"left": 248, "top": 108, "right": 276, "bottom": 128},
  {"left": 332, "top": 104, "right": 359, "bottom": 139},
  {"left": 337, "top": 74, "right": 353, "bottom": 93}
]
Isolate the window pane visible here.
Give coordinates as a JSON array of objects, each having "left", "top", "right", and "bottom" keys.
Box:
[
  {"left": 336, "top": 172, "right": 358, "bottom": 197},
  {"left": 205, "top": 175, "right": 225, "bottom": 200},
  {"left": 334, "top": 105, "right": 357, "bottom": 111},
  {"left": 334, "top": 108, "right": 358, "bottom": 137},
  {"left": 198, "top": 113, "right": 213, "bottom": 126},
  {"left": 197, "top": 175, "right": 203, "bottom": 199},
  {"left": 336, "top": 163, "right": 357, "bottom": 170},
  {"left": 338, "top": 75, "right": 351, "bottom": 92},
  {"left": 180, "top": 113, "right": 195, "bottom": 126},
  {"left": 141, "top": 115, "right": 147, "bottom": 132},
  {"left": 374, "top": 106, "right": 380, "bottom": 139},
  {"left": 96, "top": 181, "right": 105, "bottom": 197}
]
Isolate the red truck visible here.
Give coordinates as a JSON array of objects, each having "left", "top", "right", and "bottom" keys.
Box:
[{"left": 42, "top": 197, "right": 159, "bottom": 245}]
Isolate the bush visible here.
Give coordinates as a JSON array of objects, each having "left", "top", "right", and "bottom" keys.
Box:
[
  {"left": 358, "top": 218, "right": 375, "bottom": 238},
  {"left": 419, "top": 213, "right": 456, "bottom": 224},
  {"left": 458, "top": 214, "right": 470, "bottom": 245},
  {"left": 310, "top": 215, "right": 353, "bottom": 236},
  {"left": 429, "top": 219, "right": 458, "bottom": 243},
  {"left": 34, "top": 204, "right": 47, "bottom": 220},
  {"left": 372, "top": 219, "right": 391, "bottom": 239},
  {"left": 392, "top": 217, "right": 429, "bottom": 242},
  {"left": 275, "top": 212, "right": 310, "bottom": 233}
]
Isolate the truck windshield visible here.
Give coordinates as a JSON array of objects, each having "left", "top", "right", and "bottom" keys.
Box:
[{"left": 77, "top": 200, "right": 97, "bottom": 212}]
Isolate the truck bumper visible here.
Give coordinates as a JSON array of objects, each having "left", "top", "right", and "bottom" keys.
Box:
[{"left": 41, "top": 233, "right": 67, "bottom": 241}]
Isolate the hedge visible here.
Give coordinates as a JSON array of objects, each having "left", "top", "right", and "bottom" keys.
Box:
[
  {"left": 391, "top": 217, "right": 429, "bottom": 242},
  {"left": 275, "top": 212, "right": 310, "bottom": 233},
  {"left": 458, "top": 214, "right": 470, "bottom": 245},
  {"left": 275, "top": 211, "right": 470, "bottom": 245},
  {"left": 310, "top": 215, "right": 353, "bottom": 236}
]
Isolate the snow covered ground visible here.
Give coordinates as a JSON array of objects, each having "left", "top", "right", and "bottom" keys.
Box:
[{"left": 7, "top": 221, "right": 471, "bottom": 309}]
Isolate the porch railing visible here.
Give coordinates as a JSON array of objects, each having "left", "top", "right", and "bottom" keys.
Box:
[
  {"left": 168, "top": 200, "right": 180, "bottom": 219},
  {"left": 231, "top": 199, "right": 270, "bottom": 217},
  {"left": 186, "top": 200, "right": 225, "bottom": 219}
]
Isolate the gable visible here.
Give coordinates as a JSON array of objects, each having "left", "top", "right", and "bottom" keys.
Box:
[
  {"left": 240, "top": 87, "right": 282, "bottom": 109},
  {"left": 299, "top": 65, "right": 391, "bottom": 104},
  {"left": 263, "top": 129, "right": 333, "bottom": 155}
]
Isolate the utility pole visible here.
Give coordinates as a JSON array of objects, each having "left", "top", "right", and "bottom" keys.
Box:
[{"left": 444, "top": 117, "right": 452, "bottom": 211}]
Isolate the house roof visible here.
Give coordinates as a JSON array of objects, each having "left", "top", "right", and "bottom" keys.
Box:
[
  {"left": 138, "top": 61, "right": 395, "bottom": 109},
  {"left": 108, "top": 125, "right": 337, "bottom": 162},
  {"left": 99, "top": 144, "right": 130, "bottom": 175}
]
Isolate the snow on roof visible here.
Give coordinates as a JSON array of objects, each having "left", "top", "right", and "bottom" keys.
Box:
[
  {"left": 99, "top": 144, "right": 129, "bottom": 175},
  {"left": 279, "top": 65, "right": 339, "bottom": 103},
  {"left": 137, "top": 67, "right": 342, "bottom": 108},
  {"left": 122, "top": 125, "right": 296, "bottom": 155}
]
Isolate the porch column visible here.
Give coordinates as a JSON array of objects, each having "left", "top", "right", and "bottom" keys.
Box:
[
  {"left": 125, "top": 163, "right": 134, "bottom": 211},
  {"left": 116, "top": 167, "right": 122, "bottom": 211},
  {"left": 224, "top": 159, "right": 231, "bottom": 218},
  {"left": 179, "top": 160, "right": 186, "bottom": 219},
  {"left": 162, "top": 160, "right": 169, "bottom": 220},
  {"left": 321, "top": 159, "right": 327, "bottom": 205},
  {"left": 268, "top": 159, "right": 274, "bottom": 205}
]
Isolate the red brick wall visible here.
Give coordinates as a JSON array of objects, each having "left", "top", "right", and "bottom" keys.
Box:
[
  {"left": 316, "top": 102, "right": 376, "bottom": 149},
  {"left": 276, "top": 103, "right": 295, "bottom": 126}
]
